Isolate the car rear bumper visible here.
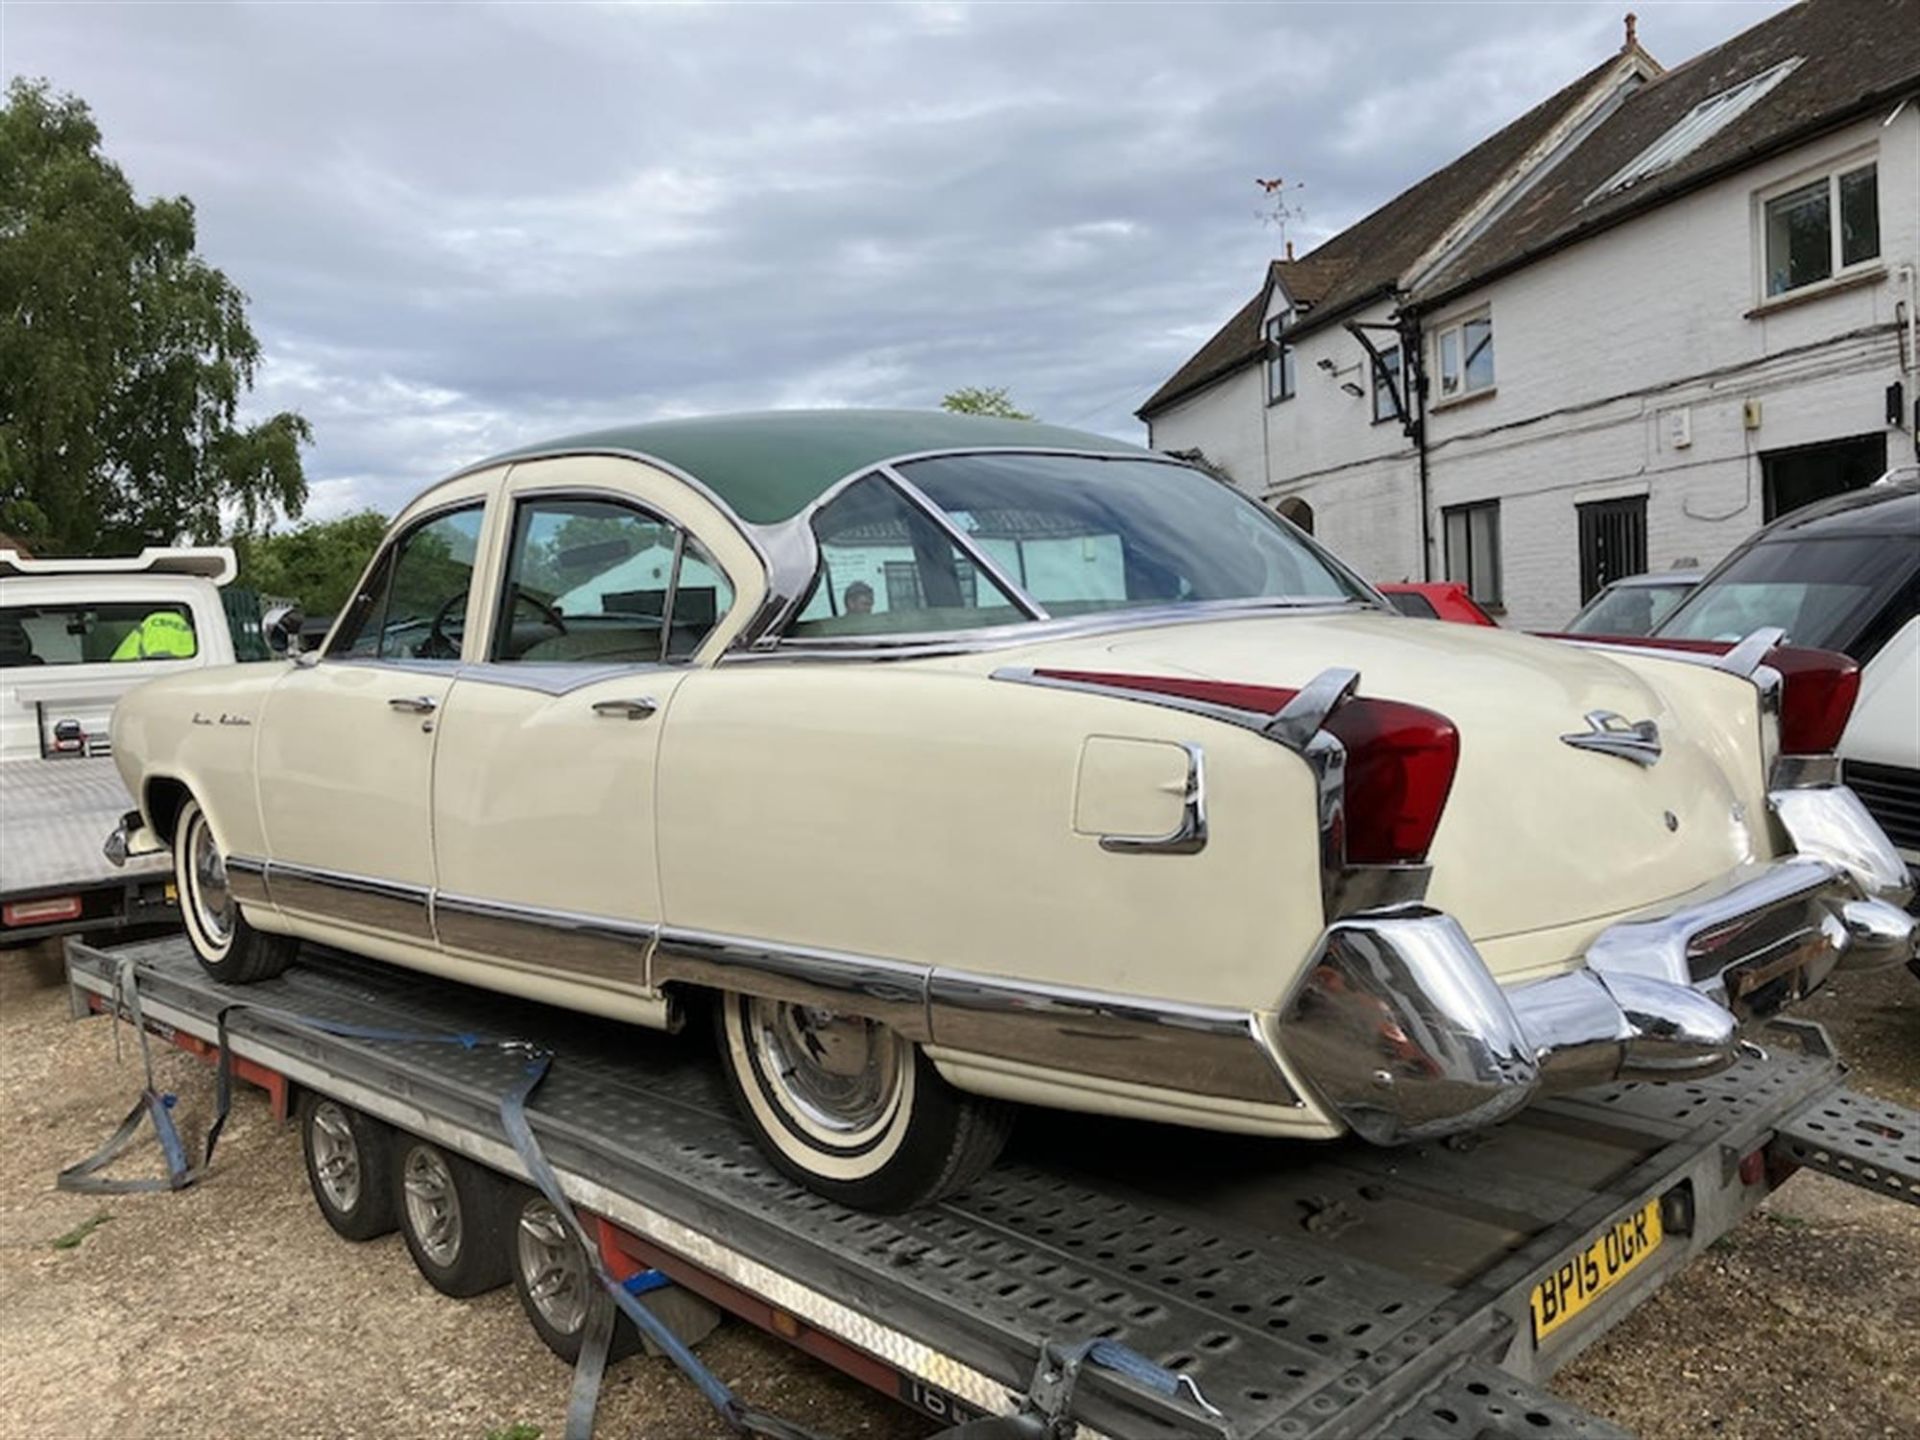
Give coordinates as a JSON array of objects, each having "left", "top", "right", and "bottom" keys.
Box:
[{"left": 1278, "top": 826, "right": 1916, "bottom": 1145}]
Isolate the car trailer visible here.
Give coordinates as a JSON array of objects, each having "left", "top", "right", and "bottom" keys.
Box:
[{"left": 61, "top": 935, "right": 1920, "bottom": 1440}]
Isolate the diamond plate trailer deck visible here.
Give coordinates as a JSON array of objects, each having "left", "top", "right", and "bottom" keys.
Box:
[{"left": 63, "top": 936, "right": 1919, "bottom": 1440}]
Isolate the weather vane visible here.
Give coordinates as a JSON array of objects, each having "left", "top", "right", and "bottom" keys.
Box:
[{"left": 1255, "top": 175, "right": 1306, "bottom": 253}]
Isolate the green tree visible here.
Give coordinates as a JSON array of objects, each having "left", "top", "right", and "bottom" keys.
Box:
[
  {"left": 0, "top": 79, "right": 310, "bottom": 554},
  {"left": 231, "top": 510, "right": 388, "bottom": 617},
  {"left": 940, "top": 386, "right": 1033, "bottom": 421}
]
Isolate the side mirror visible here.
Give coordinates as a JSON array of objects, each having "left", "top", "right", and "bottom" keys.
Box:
[{"left": 262, "top": 604, "right": 306, "bottom": 656}]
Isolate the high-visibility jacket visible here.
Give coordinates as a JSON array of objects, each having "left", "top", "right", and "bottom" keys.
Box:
[{"left": 110, "top": 610, "right": 197, "bottom": 661}]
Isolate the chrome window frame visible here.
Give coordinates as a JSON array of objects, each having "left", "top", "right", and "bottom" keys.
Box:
[
  {"left": 322, "top": 497, "right": 490, "bottom": 664},
  {"left": 489, "top": 487, "right": 708, "bottom": 669}
]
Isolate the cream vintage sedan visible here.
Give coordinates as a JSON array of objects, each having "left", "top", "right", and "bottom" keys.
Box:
[{"left": 107, "top": 411, "right": 1917, "bottom": 1210}]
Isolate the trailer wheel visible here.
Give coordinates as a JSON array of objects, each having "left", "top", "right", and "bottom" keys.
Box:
[
  {"left": 175, "top": 797, "right": 296, "bottom": 984},
  {"left": 298, "top": 1094, "right": 398, "bottom": 1240},
  {"left": 510, "top": 1192, "right": 641, "bottom": 1364},
  {"left": 394, "top": 1139, "right": 513, "bottom": 1297},
  {"left": 716, "top": 992, "right": 1012, "bottom": 1212}
]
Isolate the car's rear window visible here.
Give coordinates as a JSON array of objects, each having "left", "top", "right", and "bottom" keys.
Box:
[
  {"left": 1566, "top": 581, "right": 1693, "bottom": 637},
  {"left": 1657, "top": 536, "right": 1914, "bottom": 653},
  {"left": 0, "top": 602, "right": 198, "bottom": 666},
  {"left": 1385, "top": 591, "right": 1439, "bottom": 619}
]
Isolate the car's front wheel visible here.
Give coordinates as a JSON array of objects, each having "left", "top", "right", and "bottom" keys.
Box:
[
  {"left": 174, "top": 797, "right": 297, "bottom": 984},
  {"left": 715, "top": 992, "right": 1011, "bottom": 1211}
]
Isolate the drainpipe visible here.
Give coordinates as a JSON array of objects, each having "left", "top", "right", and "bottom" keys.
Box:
[{"left": 1397, "top": 305, "right": 1434, "bottom": 582}]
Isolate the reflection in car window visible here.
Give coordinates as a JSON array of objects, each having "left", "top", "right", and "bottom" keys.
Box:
[
  {"left": 332, "top": 506, "right": 484, "bottom": 661},
  {"left": 494, "top": 497, "right": 734, "bottom": 664},
  {"left": 0, "top": 602, "right": 198, "bottom": 666},
  {"left": 1566, "top": 582, "right": 1693, "bottom": 637},
  {"left": 897, "top": 453, "right": 1362, "bottom": 622},
  {"left": 1385, "top": 592, "right": 1439, "bottom": 620},
  {"left": 1658, "top": 537, "right": 1911, "bottom": 653},
  {"left": 788, "top": 476, "right": 1024, "bottom": 637}
]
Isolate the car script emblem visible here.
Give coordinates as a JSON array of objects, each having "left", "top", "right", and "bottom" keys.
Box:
[{"left": 1560, "top": 710, "right": 1662, "bottom": 767}]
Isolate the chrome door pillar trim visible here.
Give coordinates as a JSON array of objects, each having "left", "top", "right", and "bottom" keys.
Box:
[{"left": 875, "top": 463, "right": 1050, "bottom": 622}]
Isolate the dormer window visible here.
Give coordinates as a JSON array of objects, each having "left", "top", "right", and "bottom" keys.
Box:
[{"left": 1265, "top": 314, "right": 1296, "bottom": 404}]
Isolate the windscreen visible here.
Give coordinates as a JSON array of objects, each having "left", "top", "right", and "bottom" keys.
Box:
[
  {"left": 1657, "top": 537, "right": 1912, "bottom": 652},
  {"left": 1566, "top": 581, "right": 1693, "bottom": 637}
]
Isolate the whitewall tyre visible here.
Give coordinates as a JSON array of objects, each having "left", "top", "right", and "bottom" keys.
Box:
[
  {"left": 174, "top": 797, "right": 296, "bottom": 984},
  {"left": 715, "top": 992, "right": 1012, "bottom": 1212}
]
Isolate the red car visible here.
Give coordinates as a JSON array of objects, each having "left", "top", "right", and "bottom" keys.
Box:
[{"left": 1378, "top": 582, "right": 1498, "bottom": 626}]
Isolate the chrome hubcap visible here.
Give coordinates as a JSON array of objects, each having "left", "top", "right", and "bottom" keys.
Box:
[
  {"left": 190, "top": 818, "right": 234, "bottom": 944},
  {"left": 747, "top": 998, "right": 904, "bottom": 1138},
  {"left": 309, "top": 1102, "right": 360, "bottom": 1212},
  {"left": 403, "top": 1148, "right": 463, "bottom": 1266},
  {"left": 517, "top": 1199, "right": 590, "bottom": 1335}
]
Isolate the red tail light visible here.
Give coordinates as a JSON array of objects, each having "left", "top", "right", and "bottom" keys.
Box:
[
  {"left": 3, "top": 895, "right": 83, "bottom": 927},
  {"left": 1766, "top": 647, "right": 1860, "bottom": 755},
  {"left": 1032, "top": 669, "right": 1460, "bottom": 864}
]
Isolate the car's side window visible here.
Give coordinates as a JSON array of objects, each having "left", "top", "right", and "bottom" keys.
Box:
[
  {"left": 787, "top": 475, "right": 1023, "bottom": 638},
  {"left": 493, "top": 496, "right": 733, "bottom": 665},
  {"left": 329, "top": 506, "right": 485, "bottom": 661}
]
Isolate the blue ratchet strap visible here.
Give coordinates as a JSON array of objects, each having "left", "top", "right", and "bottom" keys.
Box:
[
  {"left": 204, "top": 999, "right": 485, "bottom": 1168},
  {"left": 1059, "top": 1338, "right": 1223, "bottom": 1419},
  {"left": 58, "top": 956, "right": 197, "bottom": 1194},
  {"left": 498, "top": 1052, "right": 828, "bottom": 1440}
]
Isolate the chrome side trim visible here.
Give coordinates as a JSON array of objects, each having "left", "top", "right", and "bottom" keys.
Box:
[
  {"left": 1096, "top": 742, "right": 1207, "bottom": 855},
  {"left": 266, "top": 861, "right": 434, "bottom": 942},
  {"left": 225, "top": 854, "right": 271, "bottom": 907},
  {"left": 433, "top": 892, "right": 654, "bottom": 987},
  {"left": 926, "top": 970, "right": 1299, "bottom": 1107},
  {"left": 875, "top": 463, "right": 1050, "bottom": 622},
  {"left": 651, "top": 928, "right": 932, "bottom": 1039},
  {"left": 454, "top": 660, "right": 681, "bottom": 697}
]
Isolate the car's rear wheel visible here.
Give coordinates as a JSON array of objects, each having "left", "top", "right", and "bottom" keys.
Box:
[
  {"left": 715, "top": 992, "right": 1011, "bottom": 1211},
  {"left": 174, "top": 797, "right": 296, "bottom": 984}
]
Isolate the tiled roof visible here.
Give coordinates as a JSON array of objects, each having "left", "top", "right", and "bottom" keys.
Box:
[{"left": 1420, "top": 0, "right": 1920, "bottom": 302}]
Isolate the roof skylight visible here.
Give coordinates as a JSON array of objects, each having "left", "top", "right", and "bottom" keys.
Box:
[{"left": 1589, "top": 56, "right": 1803, "bottom": 203}]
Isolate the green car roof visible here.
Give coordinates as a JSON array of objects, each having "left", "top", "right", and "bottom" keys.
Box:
[{"left": 482, "top": 409, "right": 1151, "bottom": 525}]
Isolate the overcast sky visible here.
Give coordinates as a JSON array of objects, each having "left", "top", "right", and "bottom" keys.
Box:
[{"left": 4, "top": 0, "right": 1789, "bottom": 522}]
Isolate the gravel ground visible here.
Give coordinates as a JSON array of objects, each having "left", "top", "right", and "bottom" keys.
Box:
[{"left": 1, "top": 943, "right": 1915, "bottom": 1440}]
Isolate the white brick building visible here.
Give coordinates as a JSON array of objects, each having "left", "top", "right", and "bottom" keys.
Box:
[{"left": 1141, "top": 0, "right": 1920, "bottom": 631}]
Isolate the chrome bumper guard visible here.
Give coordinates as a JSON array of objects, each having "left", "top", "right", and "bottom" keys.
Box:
[
  {"left": 1279, "top": 852, "right": 1917, "bottom": 1146},
  {"left": 103, "top": 810, "right": 163, "bottom": 869}
]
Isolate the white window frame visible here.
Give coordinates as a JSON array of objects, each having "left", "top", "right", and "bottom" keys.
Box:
[
  {"left": 1755, "top": 151, "right": 1881, "bottom": 303},
  {"left": 1431, "top": 309, "right": 1494, "bottom": 404},
  {"left": 1264, "top": 313, "right": 1295, "bottom": 405}
]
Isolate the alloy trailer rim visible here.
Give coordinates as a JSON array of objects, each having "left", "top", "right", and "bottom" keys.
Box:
[
  {"left": 403, "top": 1147, "right": 464, "bottom": 1267},
  {"left": 309, "top": 1102, "right": 361, "bottom": 1212},
  {"left": 517, "top": 1199, "right": 591, "bottom": 1335},
  {"left": 744, "top": 996, "right": 907, "bottom": 1148},
  {"left": 189, "top": 816, "right": 235, "bottom": 946}
]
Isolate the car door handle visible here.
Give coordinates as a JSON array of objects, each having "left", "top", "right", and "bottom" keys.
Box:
[
  {"left": 388, "top": 695, "right": 439, "bottom": 714},
  {"left": 591, "top": 697, "right": 658, "bottom": 721}
]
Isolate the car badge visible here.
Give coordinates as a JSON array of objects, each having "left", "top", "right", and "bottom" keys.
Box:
[{"left": 1560, "top": 710, "right": 1662, "bottom": 767}]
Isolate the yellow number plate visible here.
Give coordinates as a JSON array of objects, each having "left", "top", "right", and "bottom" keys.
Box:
[{"left": 1530, "top": 1198, "right": 1663, "bottom": 1342}]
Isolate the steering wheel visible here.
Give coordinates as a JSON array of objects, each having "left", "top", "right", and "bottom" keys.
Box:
[
  {"left": 420, "top": 590, "right": 467, "bottom": 660},
  {"left": 510, "top": 585, "right": 569, "bottom": 637}
]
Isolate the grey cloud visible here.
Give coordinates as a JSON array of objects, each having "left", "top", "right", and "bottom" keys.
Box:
[{"left": 5, "top": 1, "right": 1785, "bottom": 520}]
